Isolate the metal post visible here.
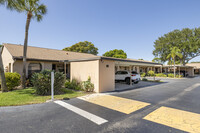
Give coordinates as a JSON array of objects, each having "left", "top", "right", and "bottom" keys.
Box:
[
  {"left": 130, "top": 74, "right": 132, "bottom": 86},
  {"left": 51, "top": 71, "right": 54, "bottom": 101}
]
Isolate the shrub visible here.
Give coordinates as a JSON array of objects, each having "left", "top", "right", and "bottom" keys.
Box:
[
  {"left": 31, "top": 70, "right": 65, "bottom": 95},
  {"left": 140, "top": 72, "right": 146, "bottom": 77},
  {"left": 168, "top": 73, "right": 174, "bottom": 78},
  {"left": 148, "top": 70, "right": 155, "bottom": 76},
  {"left": 64, "top": 79, "right": 71, "bottom": 88},
  {"left": 65, "top": 79, "right": 82, "bottom": 91},
  {"left": 176, "top": 75, "right": 183, "bottom": 78},
  {"left": 155, "top": 73, "right": 167, "bottom": 77},
  {"left": 5, "top": 72, "right": 21, "bottom": 91},
  {"left": 81, "top": 77, "right": 94, "bottom": 92},
  {"left": 142, "top": 78, "right": 148, "bottom": 81}
]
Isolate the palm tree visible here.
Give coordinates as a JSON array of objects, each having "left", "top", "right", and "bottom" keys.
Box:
[
  {"left": 167, "top": 58, "right": 173, "bottom": 73},
  {"left": 167, "top": 47, "right": 183, "bottom": 78},
  {"left": 0, "top": 46, "right": 8, "bottom": 92},
  {"left": 1, "top": 0, "right": 47, "bottom": 88},
  {"left": 0, "top": 0, "right": 11, "bottom": 92}
]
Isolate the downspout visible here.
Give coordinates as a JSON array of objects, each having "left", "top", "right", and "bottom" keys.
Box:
[{"left": 12, "top": 59, "right": 17, "bottom": 73}]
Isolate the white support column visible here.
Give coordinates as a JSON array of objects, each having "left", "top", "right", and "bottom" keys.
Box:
[
  {"left": 133, "top": 66, "right": 135, "bottom": 71},
  {"left": 64, "top": 62, "right": 67, "bottom": 75},
  {"left": 137, "top": 66, "right": 140, "bottom": 73},
  {"left": 117, "top": 65, "right": 120, "bottom": 71},
  {"left": 160, "top": 66, "right": 163, "bottom": 73},
  {"left": 129, "top": 65, "right": 132, "bottom": 72}
]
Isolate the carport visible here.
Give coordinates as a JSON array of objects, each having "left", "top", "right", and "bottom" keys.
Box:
[
  {"left": 162, "top": 65, "right": 194, "bottom": 77},
  {"left": 114, "top": 58, "right": 161, "bottom": 91},
  {"left": 69, "top": 57, "right": 161, "bottom": 93}
]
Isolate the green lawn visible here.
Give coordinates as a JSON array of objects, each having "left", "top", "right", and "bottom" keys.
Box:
[{"left": 0, "top": 88, "right": 86, "bottom": 107}]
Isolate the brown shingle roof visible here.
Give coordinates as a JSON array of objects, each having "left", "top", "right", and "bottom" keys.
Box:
[
  {"left": 3, "top": 43, "right": 161, "bottom": 65},
  {"left": 3, "top": 43, "right": 98, "bottom": 62}
]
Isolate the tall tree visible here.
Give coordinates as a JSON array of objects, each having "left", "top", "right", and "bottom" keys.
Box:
[
  {"left": 167, "top": 47, "right": 182, "bottom": 78},
  {"left": 0, "top": 0, "right": 11, "bottom": 92},
  {"left": 1, "top": 0, "right": 47, "bottom": 88},
  {"left": 0, "top": 46, "right": 8, "bottom": 92},
  {"left": 63, "top": 41, "right": 98, "bottom": 55},
  {"left": 152, "top": 57, "right": 162, "bottom": 63},
  {"left": 153, "top": 28, "right": 200, "bottom": 66},
  {"left": 103, "top": 49, "right": 127, "bottom": 59}
]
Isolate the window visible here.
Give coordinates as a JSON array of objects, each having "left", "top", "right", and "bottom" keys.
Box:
[
  {"left": 52, "top": 64, "right": 56, "bottom": 71},
  {"left": 131, "top": 71, "right": 138, "bottom": 74},
  {"left": 57, "top": 64, "right": 64, "bottom": 72},
  {"left": 121, "top": 71, "right": 128, "bottom": 74},
  {"left": 8, "top": 63, "right": 11, "bottom": 72},
  {"left": 115, "top": 71, "right": 122, "bottom": 75},
  {"left": 28, "top": 63, "right": 42, "bottom": 76}
]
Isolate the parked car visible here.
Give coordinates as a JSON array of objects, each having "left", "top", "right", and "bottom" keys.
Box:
[{"left": 115, "top": 70, "right": 140, "bottom": 84}]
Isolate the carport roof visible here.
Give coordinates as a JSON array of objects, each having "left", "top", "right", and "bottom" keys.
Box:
[
  {"left": 162, "top": 65, "right": 194, "bottom": 68},
  {"left": 68, "top": 56, "right": 161, "bottom": 65}
]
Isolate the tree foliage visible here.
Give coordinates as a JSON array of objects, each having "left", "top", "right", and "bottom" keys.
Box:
[
  {"left": 103, "top": 49, "right": 127, "bottom": 59},
  {"left": 152, "top": 57, "right": 162, "bottom": 63},
  {"left": 153, "top": 28, "right": 200, "bottom": 65},
  {"left": 167, "top": 47, "right": 182, "bottom": 77},
  {"left": 63, "top": 41, "right": 98, "bottom": 55},
  {"left": 1, "top": 0, "right": 47, "bottom": 89},
  {"left": 1, "top": 0, "right": 47, "bottom": 21}
]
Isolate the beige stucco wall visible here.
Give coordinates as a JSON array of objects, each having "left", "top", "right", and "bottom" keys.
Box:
[
  {"left": 70, "top": 59, "right": 115, "bottom": 93},
  {"left": 13, "top": 60, "right": 52, "bottom": 77},
  {"left": 186, "top": 63, "right": 200, "bottom": 69},
  {"left": 70, "top": 60, "right": 99, "bottom": 92},
  {"left": 13, "top": 60, "right": 23, "bottom": 76},
  {"left": 99, "top": 60, "right": 115, "bottom": 92},
  {"left": 2, "top": 47, "right": 14, "bottom": 72},
  {"left": 187, "top": 67, "right": 194, "bottom": 76}
]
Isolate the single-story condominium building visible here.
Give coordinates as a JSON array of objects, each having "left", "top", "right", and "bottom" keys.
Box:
[
  {"left": 2, "top": 43, "right": 163, "bottom": 92},
  {"left": 186, "top": 63, "right": 200, "bottom": 75}
]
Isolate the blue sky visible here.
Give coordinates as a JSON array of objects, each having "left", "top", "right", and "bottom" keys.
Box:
[{"left": 1, "top": 0, "right": 200, "bottom": 62}]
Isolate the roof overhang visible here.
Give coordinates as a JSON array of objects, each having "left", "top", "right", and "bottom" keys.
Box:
[
  {"left": 14, "top": 56, "right": 65, "bottom": 62},
  {"left": 13, "top": 56, "right": 161, "bottom": 66},
  {"left": 66, "top": 56, "right": 161, "bottom": 66}
]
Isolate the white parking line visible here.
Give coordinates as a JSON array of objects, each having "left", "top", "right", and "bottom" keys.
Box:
[
  {"left": 185, "top": 83, "right": 200, "bottom": 91},
  {"left": 54, "top": 100, "right": 108, "bottom": 125}
]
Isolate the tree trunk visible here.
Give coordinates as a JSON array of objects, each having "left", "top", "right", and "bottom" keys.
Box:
[
  {"left": 22, "top": 12, "right": 32, "bottom": 89},
  {"left": 0, "top": 47, "right": 8, "bottom": 92},
  {"left": 183, "top": 61, "right": 186, "bottom": 66},
  {"left": 174, "top": 58, "right": 176, "bottom": 78}
]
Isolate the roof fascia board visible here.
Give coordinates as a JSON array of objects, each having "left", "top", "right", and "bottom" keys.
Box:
[
  {"left": 101, "top": 57, "right": 162, "bottom": 65},
  {"left": 14, "top": 57, "right": 63, "bottom": 62}
]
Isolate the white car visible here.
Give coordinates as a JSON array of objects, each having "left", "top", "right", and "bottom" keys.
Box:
[{"left": 115, "top": 70, "right": 141, "bottom": 84}]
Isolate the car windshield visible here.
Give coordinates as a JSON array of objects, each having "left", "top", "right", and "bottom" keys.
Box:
[{"left": 131, "top": 71, "right": 138, "bottom": 74}]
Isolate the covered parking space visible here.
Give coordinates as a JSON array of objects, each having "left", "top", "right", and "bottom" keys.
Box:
[
  {"left": 69, "top": 57, "right": 161, "bottom": 93},
  {"left": 162, "top": 65, "right": 194, "bottom": 77},
  {"left": 114, "top": 59, "right": 161, "bottom": 91}
]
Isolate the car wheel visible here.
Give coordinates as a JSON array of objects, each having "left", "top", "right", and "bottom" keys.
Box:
[
  {"left": 125, "top": 78, "right": 130, "bottom": 84},
  {"left": 134, "top": 81, "right": 139, "bottom": 84}
]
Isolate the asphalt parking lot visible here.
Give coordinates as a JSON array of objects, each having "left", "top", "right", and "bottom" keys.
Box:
[
  {"left": 115, "top": 80, "right": 164, "bottom": 91},
  {"left": 0, "top": 77, "right": 200, "bottom": 133}
]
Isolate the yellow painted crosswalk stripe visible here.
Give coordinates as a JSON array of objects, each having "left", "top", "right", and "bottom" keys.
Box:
[
  {"left": 79, "top": 95, "right": 150, "bottom": 114},
  {"left": 143, "top": 106, "right": 200, "bottom": 133}
]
